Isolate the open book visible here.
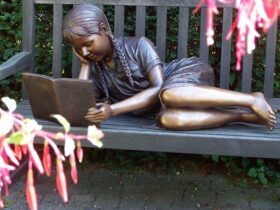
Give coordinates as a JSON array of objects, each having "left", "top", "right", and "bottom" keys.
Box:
[{"left": 22, "top": 72, "right": 96, "bottom": 126}]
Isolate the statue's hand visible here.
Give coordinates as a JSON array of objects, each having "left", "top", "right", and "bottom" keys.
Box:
[
  {"left": 85, "top": 103, "right": 113, "bottom": 123},
  {"left": 72, "top": 47, "right": 90, "bottom": 65}
]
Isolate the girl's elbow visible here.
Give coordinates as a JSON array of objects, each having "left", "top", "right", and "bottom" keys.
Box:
[{"left": 154, "top": 81, "right": 163, "bottom": 92}]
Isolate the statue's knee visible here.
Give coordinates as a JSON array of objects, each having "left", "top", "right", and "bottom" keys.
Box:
[
  {"left": 158, "top": 112, "right": 169, "bottom": 128},
  {"left": 160, "top": 89, "right": 172, "bottom": 104},
  {"left": 159, "top": 110, "right": 206, "bottom": 130},
  {"left": 158, "top": 112, "right": 186, "bottom": 130}
]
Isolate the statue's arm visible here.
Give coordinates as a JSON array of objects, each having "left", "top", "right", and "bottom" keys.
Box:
[
  {"left": 72, "top": 47, "right": 91, "bottom": 80},
  {"left": 111, "top": 64, "right": 163, "bottom": 116},
  {"left": 79, "top": 62, "right": 91, "bottom": 80},
  {"left": 85, "top": 64, "right": 163, "bottom": 123},
  {"left": 73, "top": 48, "right": 102, "bottom": 99}
]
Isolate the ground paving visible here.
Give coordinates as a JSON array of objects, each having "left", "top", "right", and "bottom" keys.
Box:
[{"left": 4, "top": 165, "right": 280, "bottom": 210}]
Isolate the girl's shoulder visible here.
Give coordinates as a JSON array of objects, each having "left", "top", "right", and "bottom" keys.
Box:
[{"left": 117, "top": 36, "right": 155, "bottom": 49}]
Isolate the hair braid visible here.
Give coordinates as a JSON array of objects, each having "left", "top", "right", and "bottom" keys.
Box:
[
  {"left": 94, "top": 62, "right": 109, "bottom": 100},
  {"left": 108, "top": 33, "right": 134, "bottom": 86}
]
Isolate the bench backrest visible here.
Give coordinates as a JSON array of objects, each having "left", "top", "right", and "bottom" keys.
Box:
[{"left": 22, "top": 0, "right": 279, "bottom": 99}]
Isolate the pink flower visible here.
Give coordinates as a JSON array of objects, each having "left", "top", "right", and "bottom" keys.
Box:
[
  {"left": 195, "top": 0, "right": 280, "bottom": 70},
  {"left": 56, "top": 158, "right": 68, "bottom": 202},
  {"left": 262, "top": 0, "right": 279, "bottom": 31},
  {"left": 193, "top": 0, "right": 218, "bottom": 45},
  {"left": 14, "top": 145, "right": 22, "bottom": 161},
  {"left": 69, "top": 153, "right": 78, "bottom": 184},
  {"left": 76, "top": 141, "right": 83, "bottom": 163},
  {"left": 43, "top": 140, "right": 51, "bottom": 176},
  {"left": 28, "top": 143, "right": 44, "bottom": 174},
  {"left": 0, "top": 194, "right": 4, "bottom": 208},
  {"left": 0, "top": 112, "right": 13, "bottom": 137},
  {"left": 3, "top": 143, "right": 19, "bottom": 166},
  {"left": 64, "top": 135, "right": 75, "bottom": 157},
  {"left": 87, "top": 125, "right": 104, "bottom": 148},
  {"left": 26, "top": 161, "right": 38, "bottom": 210}
]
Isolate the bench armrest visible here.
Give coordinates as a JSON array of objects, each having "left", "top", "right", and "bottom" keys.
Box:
[{"left": 0, "top": 51, "right": 31, "bottom": 80}]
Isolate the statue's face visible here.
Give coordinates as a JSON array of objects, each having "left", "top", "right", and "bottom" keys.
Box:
[{"left": 71, "top": 31, "right": 112, "bottom": 62}]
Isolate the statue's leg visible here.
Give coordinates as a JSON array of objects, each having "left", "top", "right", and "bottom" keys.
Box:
[
  {"left": 160, "top": 85, "right": 276, "bottom": 129},
  {"left": 158, "top": 108, "right": 273, "bottom": 130}
]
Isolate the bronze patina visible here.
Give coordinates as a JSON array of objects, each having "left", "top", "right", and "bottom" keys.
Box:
[{"left": 62, "top": 4, "right": 277, "bottom": 130}]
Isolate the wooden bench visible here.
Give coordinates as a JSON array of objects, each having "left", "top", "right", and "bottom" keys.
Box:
[{"left": 1, "top": 0, "right": 279, "bottom": 159}]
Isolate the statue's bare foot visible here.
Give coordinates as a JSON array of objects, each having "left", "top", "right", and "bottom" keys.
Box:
[{"left": 251, "top": 92, "right": 277, "bottom": 130}]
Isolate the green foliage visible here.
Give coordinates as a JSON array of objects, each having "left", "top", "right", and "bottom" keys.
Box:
[
  {"left": 0, "top": 1, "right": 22, "bottom": 100},
  {"left": 210, "top": 155, "right": 280, "bottom": 186},
  {"left": 0, "top": 0, "right": 22, "bottom": 62}
]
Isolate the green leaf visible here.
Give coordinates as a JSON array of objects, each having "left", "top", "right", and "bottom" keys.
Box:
[
  {"left": 211, "top": 155, "right": 219, "bottom": 163},
  {"left": 265, "top": 170, "right": 276, "bottom": 177},
  {"left": 3, "top": 48, "right": 15, "bottom": 59},
  {"left": 259, "top": 166, "right": 268, "bottom": 173},
  {"left": 0, "top": 80, "right": 10, "bottom": 85},
  {"left": 258, "top": 173, "right": 268, "bottom": 185},
  {"left": 241, "top": 158, "right": 250, "bottom": 168},
  {"left": 248, "top": 168, "right": 258, "bottom": 178},
  {"left": 276, "top": 172, "right": 280, "bottom": 179},
  {"left": 256, "top": 159, "right": 264, "bottom": 166},
  {"left": 8, "top": 132, "right": 24, "bottom": 144},
  {"left": 220, "top": 156, "right": 228, "bottom": 162},
  {"left": 239, "top": 179, "right": 248, "bottom": 188}
]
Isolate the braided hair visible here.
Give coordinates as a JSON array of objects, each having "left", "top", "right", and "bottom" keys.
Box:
[
  {"left": 107, "top": 32, "right": 134, "bottom": 86},
  {"left": 62, "top": 4, "right": 134, "bottom": 101}
]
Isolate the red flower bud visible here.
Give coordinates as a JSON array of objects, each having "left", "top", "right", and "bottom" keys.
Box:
[
  {"left": 26, "top": 162, "right": 38, "bottom": 210},
  {"left": 14, "top": 145, "right": 22, "bottom": 161},
  {"left": 28, "top": 143, "right": 44, "bottom": 174},
  {"left": 56, "top": 158, "right": 68, "bottom": 202},
  {"left": 5, "top": 182, "right": 9, "bottom": 196},
  {"left": 0, "top": 194, "right": 4, "bottom": 208},
  {"left": 1, "top": 168, "right": 11, "bottom": 185},
  {"left": 21, "top": 145, "right": 28, "bottom": 155},
  {"left": 76, "top": 141, "right": 83, "bottom": 163},
  {"left": 69, "top": 153, "right": 78, "bottom": 184},
  {"left": 43, "top": 141, "right": 51, "bottom": 176}
]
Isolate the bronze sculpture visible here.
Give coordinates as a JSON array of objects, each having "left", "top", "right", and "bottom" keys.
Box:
[{"left": 62, "top": 5, "right": 277, "bottom": 130}]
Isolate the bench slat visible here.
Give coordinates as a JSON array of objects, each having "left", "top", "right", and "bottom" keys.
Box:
[
  {"left": 219, "top": 8, "right": 232, "bottom": 89},
  {"left": 71, "top": 52, "right": 80, "bottom": 78},
  {"left": 199, "top": 8, "right": 209, "bottom": 63},
  {"left": 52, "top": 4, "right": 63, "bottom": 78},
  {"left": 136, "top": 6, "right": 146, "bottom": 37},
  {"left": 97, "top": 4, "right": 103, "bottom": 10},
  {"left": 34, "top": 0, "right": 235, "bottom": 8},
  {"left": 177, "top": 7, "right": 189, "bottom": 59},
  {"left": 70, "top": 5, "right": 81, "bottom": 78},
  {"left": 242, "top": 53, "right": 253, "bottom": 93},
  {"left": 264, "top": 19, "right": 278, "bottom": 97},
  {"left": 156, "top": 7, "right": 167, "bottom": 61},
  {"left": 23, "top": 0, "right": 35, "bottom": 73},
  {"left": 114, "top": 5, "right": 124, "bottom": 37}
]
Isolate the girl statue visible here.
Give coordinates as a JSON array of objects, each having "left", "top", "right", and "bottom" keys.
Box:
[{"left": 62, "top": 5, "right": 276, "bottom": 130}]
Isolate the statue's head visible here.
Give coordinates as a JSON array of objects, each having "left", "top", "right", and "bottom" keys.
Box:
[
  {"left": 63, "top": 4, "right": 134, "bottom": 89},
  {"left": 63, "top": 5, "right": 111, "bottom": 43}
]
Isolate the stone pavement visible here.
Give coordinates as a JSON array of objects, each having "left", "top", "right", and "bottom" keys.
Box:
[{"left": 4, "top": 165, "right": 280, "bottom": 210}]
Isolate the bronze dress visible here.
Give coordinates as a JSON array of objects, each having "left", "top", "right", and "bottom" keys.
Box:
[{"left": 92, "top": 37, "right": 214, "bottom": 115}]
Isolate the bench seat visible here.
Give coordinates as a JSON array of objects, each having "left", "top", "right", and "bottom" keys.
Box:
[{"left": 17, "top": 100, "right": 280, "bottom": 159}]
